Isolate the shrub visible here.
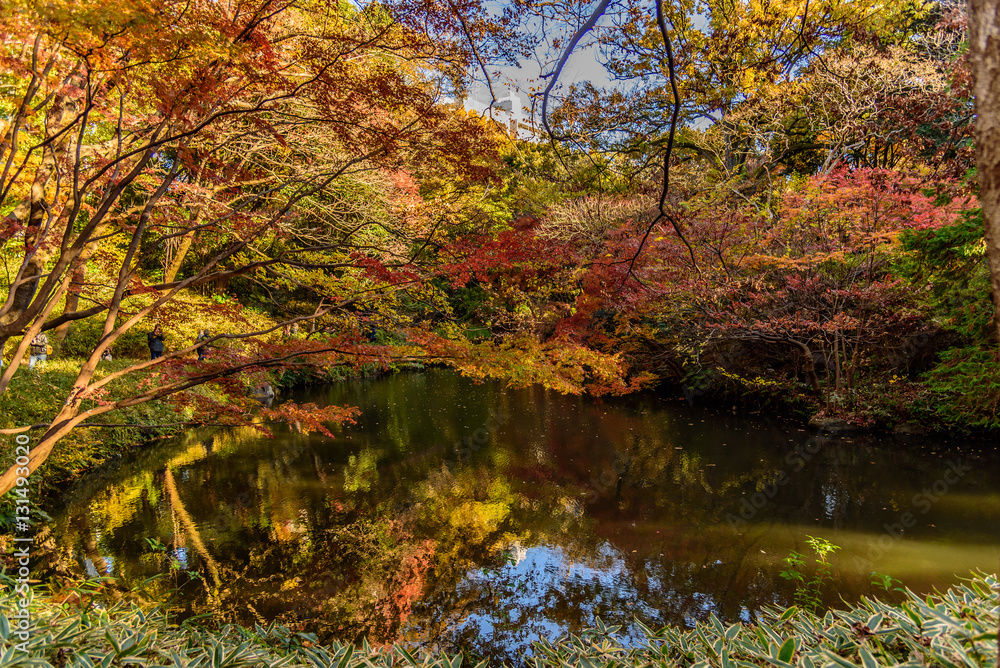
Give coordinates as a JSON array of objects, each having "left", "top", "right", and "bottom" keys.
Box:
[
  {"left": 922, "top": 347, "right": 1000, "bottom": 431},
  {"left": 532, "top": 574, "right": 998, "bottom": 668},
  {"left": 1, "top": 573, "right": 997, "bottom": 667},
  {"left": 896, "top": 209, "right": 993, "bottom": 343}
]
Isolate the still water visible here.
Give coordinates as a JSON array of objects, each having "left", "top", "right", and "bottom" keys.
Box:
[{"left": 51, "top": 371, "right": 1000, "bottom": 663}]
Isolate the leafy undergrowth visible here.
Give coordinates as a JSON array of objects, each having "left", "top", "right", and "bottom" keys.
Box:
[
  {"left": 921, "top": 348, "right": 1000, "bottom": 432},
  {"left": 697, "top": 362, "right": 1000, "bottom": 436},
  {"left": 1, "top": 574, "right": 996, "bottom": 667}
]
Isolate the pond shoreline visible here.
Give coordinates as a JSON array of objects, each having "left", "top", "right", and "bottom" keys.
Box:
[
  {"left": 13, "top": 360, "right": 998, "bottom": 513},
  {"left": 652, "top": 373, "right": 1000, "bottom": 440}
]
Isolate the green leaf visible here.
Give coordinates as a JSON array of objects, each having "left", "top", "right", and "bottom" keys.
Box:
[
  {"left": 818, "top": 648, "right": 860, "bottom": 668},
  {"left": 900, "top": 603, "right": 923, "bottom": 628},
  {"left": 777, "top": 638, "right": 795, "bottom": 664},
  {"left": 398, "top": 647, "right": 419, "bottom": 667},
  {"left": 708, "top": 614, "right": 726, "bottom": 634},
  {"left": 338, "top": 646, "right": 355, "bottom": 668},
  {"left": 858, "top": 647, "right": 879, "bottom": 668},
  {"left": 105, "top": 630, "right": 122, "bottom": 655}
]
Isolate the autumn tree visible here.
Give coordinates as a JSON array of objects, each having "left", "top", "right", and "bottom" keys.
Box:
[{"left": 0, "top": 0, "right": 538, "bottom": 495}]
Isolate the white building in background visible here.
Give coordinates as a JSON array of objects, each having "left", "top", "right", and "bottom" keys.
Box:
[{"left": 462, "top": 89, "right": 537, "bottom": 140}]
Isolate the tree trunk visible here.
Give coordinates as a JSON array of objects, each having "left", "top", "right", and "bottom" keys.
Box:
[
  {"left": 53, "top": 227, "right": 108, "bottom": 345},
  {"left": 0, "top": 67, "right": 83, "bottom": 336},
  {"left": 791, "top": 340, "right": 822, "bottom": 392},
  {"left": 52, "top": 263, "right": 85, "bottom": 344},
  {"left": 848, "top": 344, "right": 859, "bottom": 391},
  {"left": 164, "top": 231, "right": 195, "bottom": 284},
  {"left": 969, "top": 0, "right": 1000, "bottom": 345},
  {"left": 0, "top": 409, "right": 77, "bottom": 496},
  {"left": 833, "top": 331, "right": 842, "bottom": 394}
]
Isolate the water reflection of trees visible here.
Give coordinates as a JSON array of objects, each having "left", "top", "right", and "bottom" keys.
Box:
[{"left": 49, "top": 372, "right": 1000, "bottom": 663}]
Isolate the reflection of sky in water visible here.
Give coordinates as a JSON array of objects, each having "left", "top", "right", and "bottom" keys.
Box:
[
  {"left": 85, "top": 556, "right": 114, "bottom": 577},
  {"left": 452, "top": 542, "right": 669, "bottom": 654},
  {"left": 823, "top": 483, "right": 841, "bottom": 520}
]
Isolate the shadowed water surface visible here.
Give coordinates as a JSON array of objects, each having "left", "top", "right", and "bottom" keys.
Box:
[{"left": 51, "top": 371, "right": 1000, "bottom": 663}]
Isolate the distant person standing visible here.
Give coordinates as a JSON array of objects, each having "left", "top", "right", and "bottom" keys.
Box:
[
  {"left": 28, "top": 331, "right": 48, "bottom": 370},
  {"left": 147, "top": 325, "right": 165, "bottom": 359},
  {"left": 196, "top": 329, "right": 211, "bottom": 361}
]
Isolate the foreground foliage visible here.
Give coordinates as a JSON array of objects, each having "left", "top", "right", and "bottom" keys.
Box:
[{"left": 1, "top": 574, "right": 996, "bottom": 667}]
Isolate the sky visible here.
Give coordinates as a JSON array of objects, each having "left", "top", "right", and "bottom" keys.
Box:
[
  {"left": 464, "top": 1, "right": 618, "bottom": 111},
  {"left": 462, "top": 0, "right": 709, "bottom": 115}
]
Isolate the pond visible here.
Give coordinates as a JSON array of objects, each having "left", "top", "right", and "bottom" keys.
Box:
[{"left": 50, "top": 370, "right": 1000, "bottom": 664}]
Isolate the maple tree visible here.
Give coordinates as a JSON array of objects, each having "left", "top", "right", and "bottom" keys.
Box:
[
  {"left": 0, "top": 0, "right": 641, "bottom": 496},
  {"left": 707, "top": 170, "right": 966, "bottom": 399},
  {"left": 537, "top": 0, "right": 977, "bottom": 219},
  {"left": 544, "top": 0, "right": 929, "bottom": 151},
  {"left": 519, "top": 161, "right": 971, "bottom": 416},
  {"left": 505, "top": 0, "right": 989, "bottom": 414}
]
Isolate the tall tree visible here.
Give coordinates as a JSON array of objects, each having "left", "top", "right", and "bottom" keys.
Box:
[
  {"left": 0, "top": 0, "right": 518, "bottom": 495},
  {"left": 968, "top": 0, "right": 1000, "bottom": 345}
]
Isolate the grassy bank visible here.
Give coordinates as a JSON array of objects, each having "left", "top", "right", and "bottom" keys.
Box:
[
  {"left": 0, "top": 573, "right": 995, "bottom": 667},
  {"left": 0, "top": 354, "right": 408, "bottom": 512},
  {"left": 0, "top": 358, "right": 190, "bottom": 506}
]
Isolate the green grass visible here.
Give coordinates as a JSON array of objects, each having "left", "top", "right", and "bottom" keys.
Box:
[{"left": 0, "top": 358, "right": 191, "bottom": 503}]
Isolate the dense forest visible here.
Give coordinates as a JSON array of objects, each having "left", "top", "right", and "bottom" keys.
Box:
[{"left": 1, "top": 0, "right": 999, "bottom": 665}]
